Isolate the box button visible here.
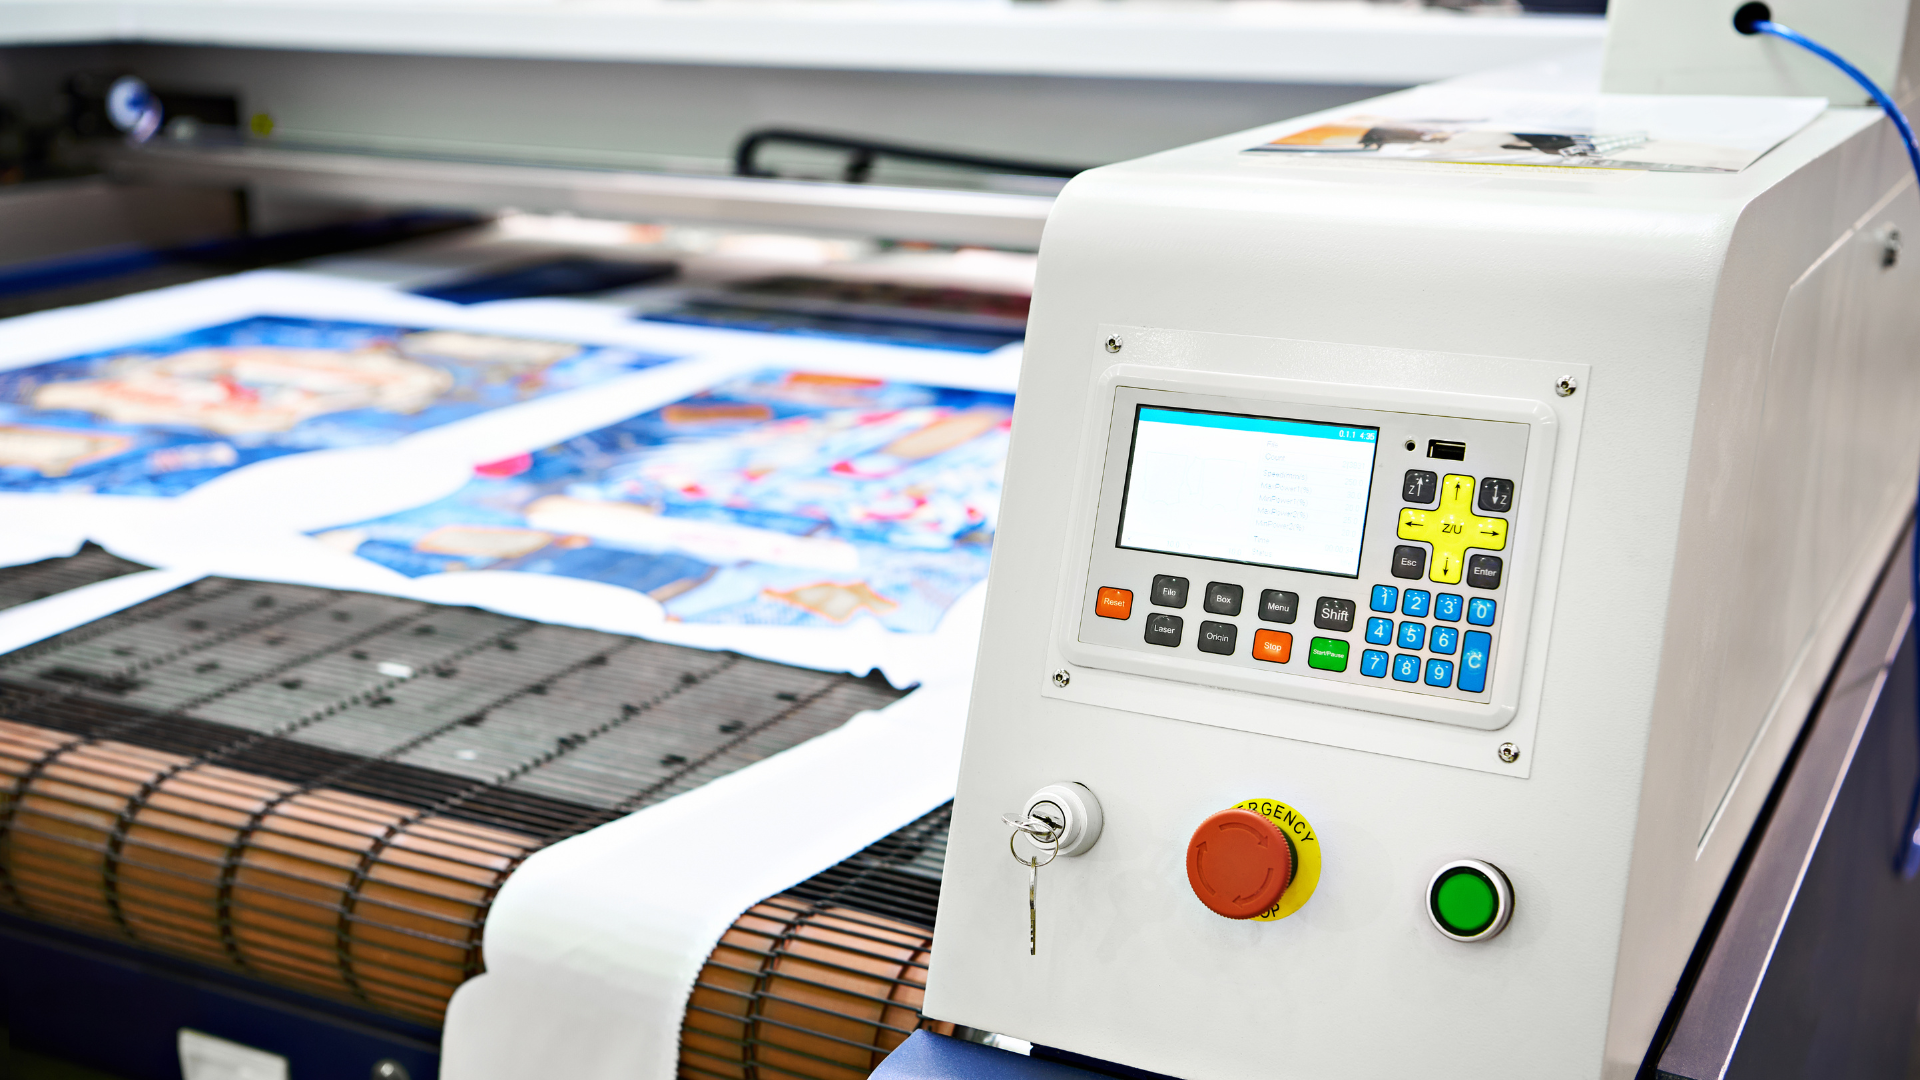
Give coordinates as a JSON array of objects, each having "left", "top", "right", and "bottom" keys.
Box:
[
  {"left": 1203, "top": 582, "right": 1243, "bottom": 616},
  {"left": 1096, "top": 587, "right": 1133, "bottom": 620},
  {"left": 1307, "top": 637, "right": 1349, "bottom": 671},
  {"left": 1253, "top": 629, "right": 1293, "bottom": 664}
]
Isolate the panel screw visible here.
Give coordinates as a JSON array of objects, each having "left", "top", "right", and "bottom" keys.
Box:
[
  {"left": 1052, "top": 669, "right": 1071, "bottom": 688},
  {"left": 1104, "top": 335, "right": 1123, "bottom": 353},
  {"left": 1498, "top": 742, "right": 1521, "bottom": 764},
  {"left": 1554, "top": 377, "right": 1578, "bottom": 397}
]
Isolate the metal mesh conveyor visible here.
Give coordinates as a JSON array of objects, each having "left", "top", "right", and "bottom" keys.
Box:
[
  {"left": 0, "top": 544, "right": 151, "bottom": 613},
  {"left": 683, "top": 803, "right": 954, "bottom": 1080},
  {"left": 0, "top": 577, "right": 907, "bottom": 1027}
]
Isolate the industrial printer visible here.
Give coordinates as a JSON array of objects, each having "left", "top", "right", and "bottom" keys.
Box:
[{"left": 0, "top": 0, "right": 1917, "bottom": 1079}]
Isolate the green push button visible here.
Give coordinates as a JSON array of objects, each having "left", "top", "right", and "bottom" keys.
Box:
[
  {"left": 1427, "top": 861, "right": 1512, "bottom": 941},
  {"left": 1307, "top": 637, "right": 1349, "bottom": 672}
]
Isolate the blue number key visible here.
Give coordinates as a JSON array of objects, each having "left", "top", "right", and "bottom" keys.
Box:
[
  {"left": 1397, "top": 621, "right": 1425, "bottom": 650},
  {"left": 1402, "top": 589, "right": 1431, "bottom": 617},
  {"left": 1467, "top": 597, "right": 1496, "bottom": 626},
  {"left": 1360, "top": 649, "right": 1388, "bottom": 678},
  {"left": 1370, "top": 585, "right": 1398, "bottom": 613},
  {"left": 1366, "top": 617, "right": 1393, "bottom": 645},
  {"left": 1459, "top": 631, "right": 1491, "bottom": 692},
  {"left": 1430, "top": 626, "right": 1458, "bottom": 654},
  {"left": 1393, "top": 654, "right": 1421, "bottom": 682},
  {"left": 1435, "top": 593, "right": 1463, "bottom": 622},
  {"left": 1424, "top": 658, "right": 1454, "bottom": 687}
]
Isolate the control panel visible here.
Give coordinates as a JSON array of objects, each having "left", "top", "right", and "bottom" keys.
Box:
[{"left": 1058, "top": 376, "right": 1552, "bottom": 730}]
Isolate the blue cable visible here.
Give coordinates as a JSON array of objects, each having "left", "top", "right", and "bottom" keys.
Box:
[{"left": 1735, "top": 7, "right": 1920, "bottom": 876}]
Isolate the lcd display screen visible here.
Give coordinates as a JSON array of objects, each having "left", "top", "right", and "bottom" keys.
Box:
[{"left": 1116, "top": 406, "right": 1379, "bottom": 577}]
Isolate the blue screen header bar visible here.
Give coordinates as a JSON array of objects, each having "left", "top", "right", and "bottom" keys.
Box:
[{"left": 1138, "top": 407, "right": 1378, "bottom": 443}]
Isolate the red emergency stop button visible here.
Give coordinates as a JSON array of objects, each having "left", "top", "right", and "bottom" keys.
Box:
[{"left": 1186, "top": 808, "right": 1294, "bottom": 919}]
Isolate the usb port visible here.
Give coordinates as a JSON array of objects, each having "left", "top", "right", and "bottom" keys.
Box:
[{"left": 1427, "top": 440, "right": 1466, "bottom": 461}]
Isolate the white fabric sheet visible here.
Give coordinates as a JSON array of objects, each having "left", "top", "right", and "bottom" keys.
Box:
[{"left": 441, "top": 663, "right": 972, "bottom": 1080}]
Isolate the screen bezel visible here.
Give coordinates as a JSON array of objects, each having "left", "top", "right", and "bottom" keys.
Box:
[{"left": 1112, "top": 403, "right": 1381, "bottom": 579}]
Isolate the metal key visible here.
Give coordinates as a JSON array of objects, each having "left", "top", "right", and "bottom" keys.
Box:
[
  {"left": 1027, "top": 853, "right": 1039, "bottom": 956},
  {"left": 1005, "top": 812, "right": 1059, "bottom": 956}
]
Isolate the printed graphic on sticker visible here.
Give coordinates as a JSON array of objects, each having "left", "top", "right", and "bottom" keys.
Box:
[{"left": 1234, "top": 797, "right": 1321, "bottom": 920}]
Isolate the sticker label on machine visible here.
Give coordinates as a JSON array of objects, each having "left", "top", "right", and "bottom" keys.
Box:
[{"left": 1076, "top": 388, "right": 1528, "bottom": 711}]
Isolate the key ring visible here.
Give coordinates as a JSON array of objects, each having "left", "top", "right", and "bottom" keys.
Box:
[
  {"left": 1009, "top": 830, "right": 1059, "bottom": 868},
  {"left": 1004, "top": 813, "right": 1061, "bottom": 867}
]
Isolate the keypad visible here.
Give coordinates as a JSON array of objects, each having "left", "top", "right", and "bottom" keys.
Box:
[
  {"left": 1203, "top": 582, "right": 1243, "bottom": 616},
  {"left": 1392, "top": 654, "right": 1420, "bottom": 682},
  {"left": 1259, "top": 590, "right": 1298, "bottom": 623},
  {"left": 1360, "top": 650, "right": 1388, "bottom": 678},
  {"left": 1430, "top": 626, "right": 1458, "bottom": 655},
  {"left": 1145, "top": 613, "right": 1183, "bottom": 647},
  {"left": 1397, "top": 474, "right": 1507, "bottom": 585},
  {"left": 1401, "top": 590, "right": 1431, "bottom": 618},
  {"left": 1467, "top": 555, "right": 1503, "bottom": 590},
  {"left": 1477, "top": 477, "right": 1514, "bottom": 514},
  {"left": 1403, "top": 469, "right": 1438, "bottom": 504},
  {"left": 1366, "top": 618, "right": 1393, "bottom": 646},
  {"left": 1467, "top": 598, "right": 1496, "bottom": 626},
  {"left": 1197, "top": 620, "right": 1237, "bottom": 655},
  {"left": 1151, "top": 575, "right": 1189, "bottom": 608},
  {"left": 1434, "top": 593, "right": 1462, "bottom": 622},
  {"left": 1397, "top": 621, "right": 1425, "bottom": 650},
  {"left": 1313, "top": 597, "right": 1357, "bottom": 632},
  {"left": 1459, "top": 632, "right": 1492, "bottom": 692},
  {"left": 1391, "top": 545, "right": 1427, "bottom": 580},
  {"left": 1370, "top": 585, "right": 1398, "bottom": 613}
]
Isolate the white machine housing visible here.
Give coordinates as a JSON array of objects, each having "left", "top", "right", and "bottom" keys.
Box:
[{"left": 925, "top": 74, "right": 1920, "bottom": 1080}]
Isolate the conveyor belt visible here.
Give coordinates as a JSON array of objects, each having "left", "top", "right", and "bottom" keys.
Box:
[
  {"left": 0, "top": 577, "right": 906, "bottom": 1025},
  {"left": 683, "top": 802, "right": 953, "bottom": 1080},
  {"left": 0, "top": 543, "right": 150, "bottom": 613}
]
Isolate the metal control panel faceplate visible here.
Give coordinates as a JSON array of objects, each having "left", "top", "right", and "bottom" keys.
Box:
[{"left": 1060, "top": 379, "right": 1550, "bottom": 730}]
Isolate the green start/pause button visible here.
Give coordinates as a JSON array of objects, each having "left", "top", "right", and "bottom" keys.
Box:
[
  {"left": 1427, "top": 860, "right": 1513, "bottom": 942},
  {"left": 1307, "top": 637, "right": 1349, "bottom": 671}
]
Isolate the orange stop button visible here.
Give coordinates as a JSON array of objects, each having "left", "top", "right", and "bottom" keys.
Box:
[{"left": 1186, "top": 808, "right": 1294, "bottom": 919}]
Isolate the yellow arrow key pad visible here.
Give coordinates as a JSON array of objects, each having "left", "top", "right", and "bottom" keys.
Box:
[{"left": 1397, "top": 474, "right": 1507, "bottom": 584}]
